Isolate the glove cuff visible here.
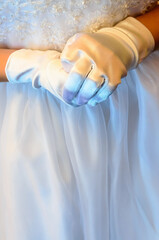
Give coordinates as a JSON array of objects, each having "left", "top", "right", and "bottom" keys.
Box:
[
  {"left": 97, "top": 16, "right": 155, "bottom": 69},
  {"left": 5, "top": 50, "right": 30, "bottom": 84},
  {"left": 5, "top": 49, "right": 39, "bottom": 85},
  {"left": 114, "top": 17, "right": 155, "bottom": 66}
]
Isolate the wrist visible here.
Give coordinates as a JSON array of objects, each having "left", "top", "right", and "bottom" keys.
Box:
[
  {"left": 97, "top": 16, "right": 155, "bottom": 70},
  {"left": 0, "top": 49, "right": 16, "bottom": 82},
  {"left": 136, "top": 5, "right": 159, "bottom": 50},
  {"left": 115, "top": 17, "right": 155, "bottom": 64},
  {"left": 5, "top": 49, "right": 37, "bottom": 84},
  {"left": 95, "top": 29, "right": 137, "bottom": 70}
]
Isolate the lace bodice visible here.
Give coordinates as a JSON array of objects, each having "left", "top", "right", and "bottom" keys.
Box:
[{"left": 0, "top": 0, "right": 157, "bottom": 51}]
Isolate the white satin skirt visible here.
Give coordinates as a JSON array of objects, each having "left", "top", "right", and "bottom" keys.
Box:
[{"left": 0, "top": 51, "right": 159, "bottom": 240}]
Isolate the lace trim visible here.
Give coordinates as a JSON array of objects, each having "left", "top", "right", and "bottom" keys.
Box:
[{"left": 0, "top": 0, "right": 157, "bottom": 51}]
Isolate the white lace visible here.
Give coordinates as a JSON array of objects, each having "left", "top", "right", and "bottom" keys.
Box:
[{"left": 0, "top": 0, "right": 157, "bottom": 51}]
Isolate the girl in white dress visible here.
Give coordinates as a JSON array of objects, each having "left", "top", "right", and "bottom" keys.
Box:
[{"left": 0, "top": 1, "right": 159, "bottom": 240}]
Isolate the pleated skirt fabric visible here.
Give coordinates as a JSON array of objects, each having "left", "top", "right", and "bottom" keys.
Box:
[{"left": 0, "top": 51, "right": 159, "bottom": 240}]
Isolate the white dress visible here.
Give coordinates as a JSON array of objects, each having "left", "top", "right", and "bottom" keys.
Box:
[{"left": 0, "top": 1, "right": 159, "bottom": 240}]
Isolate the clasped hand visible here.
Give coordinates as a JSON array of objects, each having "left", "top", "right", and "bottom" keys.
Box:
[
  {"left": 61, "top": 32, "right": 126, "bottom": 107},
  {"left": 6, "top": 17, "right": 154, "bottom": 107},
  {"left": 60, "top": 16, "right": 154, "bottom": 106}
]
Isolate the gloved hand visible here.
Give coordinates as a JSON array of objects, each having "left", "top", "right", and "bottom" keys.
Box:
[
  {"left": 5, "top": 49, "right": 73, "bottom": 105},
  {"left": 61, "top": 17, "right": 155, "bottom": 106}
]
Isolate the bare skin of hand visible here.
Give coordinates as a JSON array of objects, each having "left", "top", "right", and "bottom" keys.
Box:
[
  {"left": 0, "top": 48, "right": 16, "bottom": 82},
  {"left": 136, "top": 5, "right": 159, "bottom": 50}
]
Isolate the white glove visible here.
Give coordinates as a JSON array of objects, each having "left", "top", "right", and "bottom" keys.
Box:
[
  {"left": 5, "top": 49, "right": 73, "bottom": 105},
  {"left": 61, "top": 17, "right": 155, "bottom": 106}
]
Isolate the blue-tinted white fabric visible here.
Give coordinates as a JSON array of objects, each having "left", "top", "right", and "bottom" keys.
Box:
[
  {"left": 0, "top": 0, "right": 159, "bottom": 239},
  {"left": 1, "top": 51, "right": 159, "bottom": 240}
]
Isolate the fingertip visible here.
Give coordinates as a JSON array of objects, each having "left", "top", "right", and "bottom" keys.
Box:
[
  {"left": 87, "top": 100, "right": 98, "bottom": 107},
  {"left": 63, "top": 89, "right": 76, "bottom": 103},
  {"left": 62, "top": 71, "right": 84, "bottom": 100},
  {"left": 75, "top": 95, "right": 89, "bottom": 105}
]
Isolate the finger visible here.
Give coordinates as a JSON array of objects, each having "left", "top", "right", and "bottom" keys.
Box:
[
  {"left": 61, "top": 34, "right": 83, "bottom": 72},
  {"left": 87, "top": 77, "right": 116, "bottom": 106},
  {"left": 87, "top": 63, "right": 123, "bottom": 107},
  {"left": 61, "top": 33, "right": 87, "bottom": 72},
  {"left": 74, "top": 66, "right": 104, "bottom": 106},
  {"left": 47, "top": 60, "right": 81, "bottom": 108},
  {"left": 61, "top": 49, "right": 79, "bottom": 73},
  {"left": 62, "top": 56, "right": 92, "bottom": 103},
  {"left": 61, "top": 33, "right": 84, "bottom": 60}
]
